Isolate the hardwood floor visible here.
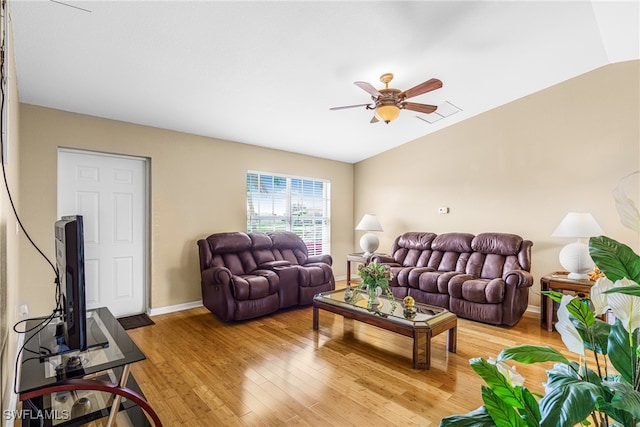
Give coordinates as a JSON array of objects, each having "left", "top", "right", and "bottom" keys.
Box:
[{"left": 127, "top": 283, "right": 566, "bottom": 426}]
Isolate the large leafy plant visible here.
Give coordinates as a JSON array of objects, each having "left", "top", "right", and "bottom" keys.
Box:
[{"left": 440, "top": 235, "right": 640, "bottom": 427}]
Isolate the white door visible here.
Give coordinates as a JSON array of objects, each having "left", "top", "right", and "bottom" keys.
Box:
[{"left": 57, "top": 149, "right": 148, "bottom": 317}]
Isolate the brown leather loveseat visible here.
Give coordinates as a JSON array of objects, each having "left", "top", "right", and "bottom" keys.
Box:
[
  {"left": 197, "top": 231, "right": 335, "bottom": 321},
  {"left": 371, "top": 232, "right": 533, "bottom": 326}
]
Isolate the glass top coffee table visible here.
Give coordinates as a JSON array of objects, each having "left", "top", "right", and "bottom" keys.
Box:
[{"left": 313, "top": 288, "right": 457, "bottom": 369}]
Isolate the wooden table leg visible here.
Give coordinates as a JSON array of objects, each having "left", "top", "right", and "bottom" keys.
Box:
[
  {"left": 313, "top": 306, "right": 319, "bottom": 330},
  {"left": 413, "top": 330, "right": 432, "bottom": 370},
  {"left": 447, "top": 326, "right": 457, "bottom": 353},
  {"left": 546, "top": 294, "right": 554, "bottom": 332}
]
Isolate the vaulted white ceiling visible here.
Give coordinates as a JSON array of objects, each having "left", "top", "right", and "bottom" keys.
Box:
[{"left": 9, "top": 1, "right": 639, "bottom": 163}]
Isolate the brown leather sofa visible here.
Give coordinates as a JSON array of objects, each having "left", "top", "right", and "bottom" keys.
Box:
[
  {"left": 197, "top": 231, "right": 335, "bottom": 321},
  {"left": 371, "top": 232, "right": 533, "bottom": 326}
]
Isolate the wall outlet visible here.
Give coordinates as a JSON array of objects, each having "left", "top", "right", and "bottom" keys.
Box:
[
  {"left": 18, "top": 304, "right": 28, "bottom": 317},
  {"left": 438, "top": 207, "right": 450, "bottom": 214}
]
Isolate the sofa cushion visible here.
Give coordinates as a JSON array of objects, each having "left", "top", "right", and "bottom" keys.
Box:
[
  {"left": 249, "top": 232, "right": 273, "bottom": 249},
  {"left": 471, "top": 232, "right": 523, "bottom": 256},
  {"left": 466, "top": 252, "right": 510, "bottom": 279},
  {"left": 428, "top": 233, "right": 473, "bottom": 272},
  {"left": 391, "top": 232, "right": 436, "bottom": 267},
  {"left": 269, "top": 232, "right": 308, "bottom": 265},
  {"left": 418, "top": 271, "right": 463, "bottom": 294},
  {"left": 449, "top": 276, "right": 505, "bottom": 304},
  {"left": 431, "top": 233, "right": 474, "bottom": 252},
  {"left": 298, "top": 263, "right": 333, "bottom": 287},
  {"left": 215, "top": 251, "right": 256, "bottom": 275},
  {"left": 208, "top": 232, "right": 252, "bottom": 253},
  {"left": 397, "top": 232, "right": 437, "bottom": 250},
  {"left": 232, "top": 270, "right": 279, "bottom": 300},
  {"left": 250, "top": 232, "right": 277, "bottom": 266}
]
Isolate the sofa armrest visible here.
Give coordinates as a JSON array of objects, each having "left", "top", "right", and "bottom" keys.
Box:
[
  {"left": 503, "top": 270, "right": 534, "bottom": 288},
  {"left": 200, "top": 266, "right": 236, "bottom": 321},
  {"left": 306, "top": 254, "right": 333, "bottom": 266},
  {"left": 371, "top": 254, "right": 395, "bottom": 264},
  {"left": 201, "top": 266, "right": 232, "bottom": 286}
]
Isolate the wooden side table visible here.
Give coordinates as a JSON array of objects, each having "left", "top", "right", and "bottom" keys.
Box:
[
  {"left": 346, "top": 253, "right": 372, "bottom": 287},
  {"left": 540, "top": 272, "right": 595, "bottom": 331}
]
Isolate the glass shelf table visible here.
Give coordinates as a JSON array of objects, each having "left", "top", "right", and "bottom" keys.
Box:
[{"left": 17, "top": 307, "right": 160, "bottom": 426}]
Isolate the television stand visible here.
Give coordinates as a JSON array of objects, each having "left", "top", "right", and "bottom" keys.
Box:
[
  {"left": 17, "top": 307, "right": 161, "bottom": 426},
  {"left": 38, "top": 313, "right": 109, "bottom": 363}
]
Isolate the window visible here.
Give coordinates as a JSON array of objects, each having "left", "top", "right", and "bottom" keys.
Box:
[{"left": 247, "top": 172, "right": 330, "bottom": 256}]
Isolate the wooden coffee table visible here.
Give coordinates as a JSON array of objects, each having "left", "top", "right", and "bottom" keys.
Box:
[{"left": 313, "top": 288, "right": 457, "bottom": 369}]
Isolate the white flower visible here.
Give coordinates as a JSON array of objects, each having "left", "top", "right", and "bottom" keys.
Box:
[
  {"left": 613, "top": 171, "right": 640, "bottom": 233},
  {"left": 556, "top": 294, "right": 585, "bottom": 356},
  {"left": 488, "top": 357, "right": 525, "bottom": 387},
  {"left": 590, "top": 277, "right": 613, "bottom": 315},
  {"left": 607, "top": 277, "right": 640, "bottom": 333}
]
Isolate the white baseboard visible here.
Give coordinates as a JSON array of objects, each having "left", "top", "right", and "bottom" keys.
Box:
[
  {"left": 526, "top": 304, "right": 540, "bottom": 315},
  {"left": 148, "top": 300, "right": 203, "bottom": 316}
]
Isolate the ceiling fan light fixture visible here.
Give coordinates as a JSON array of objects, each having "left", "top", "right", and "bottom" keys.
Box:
[{"left": 375, "top": 104, "right": 400, "bottom": 124}]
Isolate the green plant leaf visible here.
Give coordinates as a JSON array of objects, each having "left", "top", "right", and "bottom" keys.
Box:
[
  {"left": 470, "top": 358, "right": 524, "bottom": 409},
  {"left": 589, "top": 236, "right": 640, "bottom": 283},
  {"left": 539, "top": 380, "right": 601, "bottom": 427},
  {"left": 541, "top": 291, "right": 565, "bottom": 304},
  {"left": 438, "top": 406, "right": 496, "bottom": 427},
  {"left": 544, "top": 362, "right": 581, "bottom": 389},
  {"left": 574, "top": 318, "right": 611, "bottom": 355},
  {"left": 519, "top": 387, "right": 542, "bottom": 427},
  {"left": 608, "top": 320, "right": 637, "bottom": 384},
  {"left": 565, "top": 297, "right": 595, "bottom": 329},
  {"left": 482, "top": 386, "right": 528, "bottom": 427},
  {"left": 497, "top": 345, "right": 570, "bottom": 365},
  {"left": 601, "top": 381, "right": 640, "bottom": 424}
]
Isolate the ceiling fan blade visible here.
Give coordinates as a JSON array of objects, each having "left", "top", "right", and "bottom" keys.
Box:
[
  {"left": 370, "top": 115, "right": 379, "bottom": 124},
  {"left": 402, "top": 102, "right": 438, "bottom": 114},
  {"left": 329, "top": 103, "right": 372, "bottom": 111},
  {"left": 354, "top": 81, "right": 382, "bottom": 98},
  {"left": 399, "top": 78, "right": 443, "bottom": 100}
]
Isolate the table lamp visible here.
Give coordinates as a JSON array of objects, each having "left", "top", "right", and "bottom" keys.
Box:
[
  {"left": 356, "top": 214, "right": 383, "bottom": 256},
  {"left": 552, "top": 212, "right": 603, "bottom": 279}
]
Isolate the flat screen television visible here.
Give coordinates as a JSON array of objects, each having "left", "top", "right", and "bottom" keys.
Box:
[{"left": 55, "top": 215, "right": 88, "bottom": 351}]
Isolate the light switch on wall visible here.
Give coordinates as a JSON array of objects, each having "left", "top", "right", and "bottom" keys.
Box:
[{"left": 438, "top": 207, "right": 449, "bottom": 214}]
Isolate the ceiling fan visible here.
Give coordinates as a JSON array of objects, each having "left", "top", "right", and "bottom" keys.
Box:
[{"left": 330, "top": 73, "right": 443, "bottom": 124}]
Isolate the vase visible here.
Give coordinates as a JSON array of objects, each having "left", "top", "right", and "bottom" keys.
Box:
[
  {"left": 344, "top": 284, "right": 354, "bottom": 302},
  {"left": 367, "top": 285, "right": 382, "bottom": 307}
]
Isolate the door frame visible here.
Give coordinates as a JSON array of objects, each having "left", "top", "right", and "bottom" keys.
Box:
[{"left": 57, "top": 147, "right": 151, "bottom": 315}]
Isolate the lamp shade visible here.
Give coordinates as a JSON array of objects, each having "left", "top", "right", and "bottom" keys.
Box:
[
  {"left": 552, "top": 212, "right": 603, "bottom": 279},
  {"left": 355, "top": 214, "right": 383, "bottom": 232},
  {"left": 375, "top": 105, "right": 400, "bottom": 123},
  {"left": 552, "top": 212, "right": 603, "bottom": 238}
]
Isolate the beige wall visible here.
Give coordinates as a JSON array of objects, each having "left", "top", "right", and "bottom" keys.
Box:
[
  {"left": 354, "top": 60, "right": 640, "bottom": 309},
  {"left": 18, "top": 106, "right": 354, "bottom": 316},
  {"left": 1, "top": 10, "right": 22, "bottom": 415},
  {"left": 13, "top": 61, "right": 640, "bottom": 321}
]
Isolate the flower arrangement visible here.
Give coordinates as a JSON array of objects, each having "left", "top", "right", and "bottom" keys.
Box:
[
  {"left": 350, "top": 262, "right": 397, "bottom": 311},
  {"left": 440, "top": 235, "right": 640, "bottom": 427}
]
